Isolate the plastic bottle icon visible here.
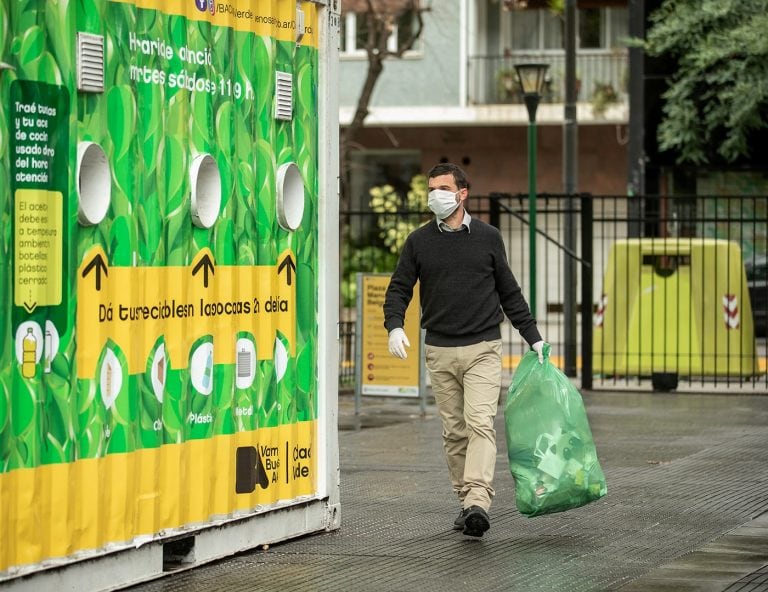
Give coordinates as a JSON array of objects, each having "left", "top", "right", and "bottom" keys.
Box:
[
  {"left": 22, "top": 328, "right": 37, "bottom": 378},
  {"left": 44, "top": 330, "right": 52, "bottom": 373},
  {"left": 202, "top": 348, "right": 213, "bottom": 390}
]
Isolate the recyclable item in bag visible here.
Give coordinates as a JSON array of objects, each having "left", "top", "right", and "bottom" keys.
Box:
[{"left": 504, "top": 344, "right": 607, "bottom": 517}]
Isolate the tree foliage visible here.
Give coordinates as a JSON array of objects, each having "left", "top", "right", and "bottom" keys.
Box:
[{"left": 643, "top": 0, "right": 768, "bottom": 164}]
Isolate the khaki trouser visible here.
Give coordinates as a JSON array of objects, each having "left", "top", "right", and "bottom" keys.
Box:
[{"left": 425, "top": 339, "right": 503, "bottom": 511}]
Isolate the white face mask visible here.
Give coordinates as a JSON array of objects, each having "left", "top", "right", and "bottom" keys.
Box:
[{"left": 428, "top": 189, "right": 460, "bottom": 220}]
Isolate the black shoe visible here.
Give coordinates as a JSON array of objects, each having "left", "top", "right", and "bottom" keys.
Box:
[
  {"left": 453, "top": 508, "right": 468, "bottom": 530},
  {"left": 462, "top": 506, "right": 490, "bottom": 537}
]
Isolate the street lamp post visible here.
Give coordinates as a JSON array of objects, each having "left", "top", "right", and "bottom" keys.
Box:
[{"left": 514, "top": 63, "right": 549, "bottom": 319}]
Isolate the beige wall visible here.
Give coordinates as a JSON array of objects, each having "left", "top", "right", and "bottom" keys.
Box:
[{"left": 352, "top": 124, "right": 629, "bottom": 196}]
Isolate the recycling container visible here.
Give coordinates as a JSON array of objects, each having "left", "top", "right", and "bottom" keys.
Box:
[
  {"left": 0, "top": 1, "right": 341, "bottom": 589},
  {"left": 593, "top": 238, "right": 759, "bottom": 388}
]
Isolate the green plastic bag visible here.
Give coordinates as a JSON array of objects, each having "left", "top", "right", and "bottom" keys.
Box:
[{"left": 504, "top": 344, "right": 607, "bottom": 517}]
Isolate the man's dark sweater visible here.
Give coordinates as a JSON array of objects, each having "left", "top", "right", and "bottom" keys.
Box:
[{"left": 383, "top": 218, "right": 542, "bottom": 347}]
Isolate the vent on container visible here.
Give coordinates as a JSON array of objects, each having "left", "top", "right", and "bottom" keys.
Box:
[
  {"left": 77, "top": 32, "right": 104, "bottom": 92},
  {"left": 274, "top": 71, "right": 293, "bottom": 121}
]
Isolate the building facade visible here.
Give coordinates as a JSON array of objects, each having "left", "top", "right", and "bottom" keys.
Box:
[{"left": 339, "top": 0, "right": 630, "bottom": 205}]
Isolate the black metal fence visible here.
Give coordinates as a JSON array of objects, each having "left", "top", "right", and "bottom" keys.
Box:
[
  {"left": 339, "top": 320, "right": 356, "bottom": 388},
  {"left": 341, "top": 194, "right": 768, "bottom": 392}
]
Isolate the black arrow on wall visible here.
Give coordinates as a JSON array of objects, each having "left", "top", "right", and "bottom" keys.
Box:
[
  {"left": 82, "top": 253, "right": 108, "bottom": 291},
  {"left": 278, "top": 254, "right": 296, "bottom": 286},
  {"left": 192, "top": 253, "right": 215, "bottom": 288}
]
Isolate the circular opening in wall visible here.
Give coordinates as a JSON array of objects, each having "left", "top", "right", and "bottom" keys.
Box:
[
  {"left": 276, "top": 162, "right": 305, "bottom": 232},
  {"left": 77, "top": 142, "right": 111, "bottom": 226},
  {"left": 190, "top": 154, "right": 222, "bottom": 229}
]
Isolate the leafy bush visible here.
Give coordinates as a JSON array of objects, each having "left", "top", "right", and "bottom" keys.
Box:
[
  {"left": 341, "top": 174, "right": 430, "bottom": 308},
  {"left": 369, "top": 174, "right": 429, "bottom": 253}
]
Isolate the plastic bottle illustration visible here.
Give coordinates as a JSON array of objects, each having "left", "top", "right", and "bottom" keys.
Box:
[
  {"left": 44, "top": 330, "right": 52, "bottom": 373},
  {"left": 202, "top": 348, "right": 213, "bottom": 390},
  {"left": 22, "top": 328, "right": 37, "bottom": 378}
]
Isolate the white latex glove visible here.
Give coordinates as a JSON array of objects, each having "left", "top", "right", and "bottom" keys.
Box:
[
  {"left": 388, "top": 328, "right": 410, "bottom": 359},
  {"left": 532, "top": 340, "right": 545, "bottom": 364}
]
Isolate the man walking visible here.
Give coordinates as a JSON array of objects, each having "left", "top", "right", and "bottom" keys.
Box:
[{"left": 383, "top": 163, "right": 545, "bottom": 537}]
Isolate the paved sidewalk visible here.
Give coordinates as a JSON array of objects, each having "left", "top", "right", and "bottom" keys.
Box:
[{"left": 124, "top": 389, "right": 768, "bottom": 592}]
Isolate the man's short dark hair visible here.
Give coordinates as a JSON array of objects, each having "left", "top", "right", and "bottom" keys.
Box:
[{"left": 427, "top": 163, "right": 470, "bottom": 190}]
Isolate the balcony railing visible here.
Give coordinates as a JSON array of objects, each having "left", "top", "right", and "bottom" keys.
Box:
[{"left": 468, "top": 50, "right": 628, "bottom": 112}]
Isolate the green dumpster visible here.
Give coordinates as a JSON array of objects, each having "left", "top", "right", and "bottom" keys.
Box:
[{"left": 593, "top": 239, "right": 759, "bottom": 388}]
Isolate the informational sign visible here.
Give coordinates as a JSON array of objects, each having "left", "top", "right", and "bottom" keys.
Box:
[
  {"left": 10, "top": 79, "right": 69, "bottom": 331},
  {"left": 14, "top": 189, "right": 63, "bottom": 309},
  {"left": 357, "top": 274, "right": 421, "bottom": 397}
]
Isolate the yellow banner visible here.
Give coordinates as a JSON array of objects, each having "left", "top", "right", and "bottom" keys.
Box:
[
  {"left": 0, "top": 421, "right": 317, "bottom": 571},
  {"left": 109, "top": 0, "right": 318, "bottom": 45},
  {"left": 76, "top": 246, "right": 296, "bottom": 379}
]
